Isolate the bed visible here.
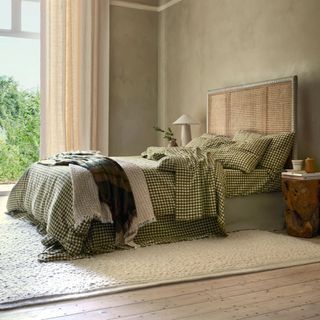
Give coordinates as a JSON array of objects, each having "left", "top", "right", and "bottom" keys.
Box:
[{"left": 6, "top": 76, "right": 297, "bottom": 261}]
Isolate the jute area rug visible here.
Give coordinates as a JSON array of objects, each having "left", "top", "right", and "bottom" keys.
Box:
[{"left": 1, "top": 197, "right": 320, "bottom": 310}]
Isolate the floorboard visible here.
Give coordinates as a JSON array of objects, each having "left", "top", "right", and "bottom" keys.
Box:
[{"left": 2, "top": 263, "right": 320, "bottom": 320}]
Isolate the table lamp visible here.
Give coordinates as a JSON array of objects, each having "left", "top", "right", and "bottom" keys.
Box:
[{"left": 173, "top": 114, "right": 199, "bottom": 146}]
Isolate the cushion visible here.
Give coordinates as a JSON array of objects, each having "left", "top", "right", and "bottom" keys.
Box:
[
  {"left": 208, "top": 137, "right": 272, "bottom": 173},
  {"left": 232, "top": 130, "right": 263, "bottom": 142},
  {"left": 258, "top": 132, "right": 295, "bottom": 170},
  {"left": 186, "top": 134, "right": 232, "bottom": 149},
  {"left": 186, "top": 135, "right": 216, "bottom": 148},
  {"left": 233, "top": 130, "right": 295, "bottom": 170}
]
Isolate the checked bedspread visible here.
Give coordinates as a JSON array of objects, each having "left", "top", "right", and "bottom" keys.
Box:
[{"left": 6, "top": 147, "right": 280, "bottom": 261}]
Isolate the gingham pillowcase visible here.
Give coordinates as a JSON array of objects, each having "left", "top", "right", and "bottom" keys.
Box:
[
  {"left": 186, "top": 134, "right": 232, "bottom": 149},
  {"left": 233, "top": 130, "right": 295, "bottom": 170},
  {"left": 232, "top": 130, "right": 264, "bottom": 142},
  {"left": 185, "top": 135, "right": 215, "bottom": 148},
  {"left": 258, "top": 132, "right": 295, "bottom": 170},
  {"left": 208, "top": 138, "right": 272, "bottom": 173}
]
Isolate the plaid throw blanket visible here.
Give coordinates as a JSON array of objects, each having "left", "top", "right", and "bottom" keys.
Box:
[{"left": 41, "top": 152, "right": 137, "bottom": 235}]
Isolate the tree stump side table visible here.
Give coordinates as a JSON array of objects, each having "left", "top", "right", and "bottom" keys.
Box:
[{"left": 282, "top": 177, "right": 320, "bottom": 238}]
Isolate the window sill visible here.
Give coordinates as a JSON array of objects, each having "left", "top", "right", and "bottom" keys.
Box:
[{"left": 0, "top": 184, "right": 14, "bottom": 196}]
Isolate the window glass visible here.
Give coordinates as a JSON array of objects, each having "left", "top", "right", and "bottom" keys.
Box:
[
  {"left": 0, "top": 36, "right": 40, "bottom": 89},
  {"left": 0, "top": 36, "right": 40, "bottom": 182},
  {"left": 0, "top": 0, "right": 40, "bottom": 182},
  {"left": 0, "top": 0, "right": 12, "bottom": 30},
  {"left": 21, "top": 0, "right": 40, "bottom": 33}
]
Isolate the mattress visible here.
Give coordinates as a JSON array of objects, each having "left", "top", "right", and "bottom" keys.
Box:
[{"left": 224, "top": 168, "right": 281, "bottom": 198}]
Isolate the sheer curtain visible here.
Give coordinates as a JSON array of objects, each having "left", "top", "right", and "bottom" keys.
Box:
[{"left": 40, "top": 0, "right": 109, "bottom": 158}]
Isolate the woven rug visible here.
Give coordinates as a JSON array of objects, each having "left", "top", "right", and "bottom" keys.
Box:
[{"left": 1, "top": 197, "right": 320, "bottom": 310}]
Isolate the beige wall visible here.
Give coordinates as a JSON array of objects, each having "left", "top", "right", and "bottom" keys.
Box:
[
  {"left": 159, "top": 0, "right": 174, "bottom": 5},
  {"left": 159, "top": 0, "right": 320, "bottom": 161},
  {"left": 109, "top": 6, "right": 158, "bottom": 156}
]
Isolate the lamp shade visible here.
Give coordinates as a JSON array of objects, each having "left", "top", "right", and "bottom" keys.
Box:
[
  {"left": 173, "top": 114, "right": 199, "bottom": 125},
  {"left": 172, "top": 114, "right": 199, "bottom": 146}
]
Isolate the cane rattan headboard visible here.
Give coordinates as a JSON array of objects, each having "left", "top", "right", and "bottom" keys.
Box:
[{"left": 207, "top": 76, "right": 297, "bottom": 138}]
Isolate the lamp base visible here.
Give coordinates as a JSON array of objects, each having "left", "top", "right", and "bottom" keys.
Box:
[{"left": 181, "top": 124, "right": 191, "bottom": 146}]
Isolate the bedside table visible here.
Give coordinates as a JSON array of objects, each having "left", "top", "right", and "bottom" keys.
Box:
[{"left": 282, "top": 177, "right": 320, "bottom": 238}]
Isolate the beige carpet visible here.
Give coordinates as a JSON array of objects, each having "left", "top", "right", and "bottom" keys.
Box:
[{"left": 1, "top": 196, "right": 320, "bottom": 310}]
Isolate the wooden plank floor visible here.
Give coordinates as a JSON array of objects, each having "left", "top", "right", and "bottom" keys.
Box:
[{"left": 2, "top": 263, "right": 320, "bottom": 320}]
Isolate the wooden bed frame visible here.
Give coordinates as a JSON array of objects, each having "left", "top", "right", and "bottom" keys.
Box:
[{"left": 207, "top": 76, "right": 298, "bottom": 232}]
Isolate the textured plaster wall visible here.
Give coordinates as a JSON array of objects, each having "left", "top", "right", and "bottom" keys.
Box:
[
  {"left": 109, "top": 6, "right": 158, "bottom": 156},
  {"left": 159, "top": 0, "right": 175, "bottom": 5},
  {"left": 159, "top": 0, "right": 320, "bottom": 160}
]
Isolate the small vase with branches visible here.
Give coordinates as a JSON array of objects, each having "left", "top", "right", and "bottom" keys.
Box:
[{"left": 153, "top": 126, "right": 178, "bottom": 147}]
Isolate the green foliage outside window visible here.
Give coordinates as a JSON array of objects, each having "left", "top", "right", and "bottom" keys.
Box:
[{"left": 0, "top": 76, "right": 40, "bottom": 182}]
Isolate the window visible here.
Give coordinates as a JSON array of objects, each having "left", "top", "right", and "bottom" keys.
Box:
[
  {"left": 0, "top": 0, "right": 12, "bottom": 30},
  {"left": 0, "top": 0, "right": 40, "bottom": 183},
  {"left": 0, "top": 0, "right": 40, "bottom": 39}
]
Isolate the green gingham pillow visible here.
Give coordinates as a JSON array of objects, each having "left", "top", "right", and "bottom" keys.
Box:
[
  {"left": 258, "top": 132, "right": 295, "bottom": 170},
  {"left": 185, "top": 135, "right": 215, "bottom": 148},
  {"left": 208, "top": 137, "right": 272, "bottom": 173},
  {"left": 186, "top": 134, "right": 232, "bottom": 149},
  {"left": 233, "top": 130, "right": 295, "bottom": 170},
  {"left": 233, "top": 130, "right": 263, "bottom": 142}
]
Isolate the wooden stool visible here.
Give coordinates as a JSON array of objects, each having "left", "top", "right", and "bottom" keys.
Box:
[{"left": 282, "top": 178, "right": 320, "bottom": 238}]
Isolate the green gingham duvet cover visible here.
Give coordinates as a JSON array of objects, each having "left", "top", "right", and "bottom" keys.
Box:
[{"left": 6, "top": 149, "right": 280, "bottom": 261}]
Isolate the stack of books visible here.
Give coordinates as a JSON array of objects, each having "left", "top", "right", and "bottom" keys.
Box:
[{"left": 281, "top": 170, "right": 320, "bottom": 180}]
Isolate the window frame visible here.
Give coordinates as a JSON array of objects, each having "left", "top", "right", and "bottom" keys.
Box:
[{"left": 0, "top": 0, "right": 40, "bottom": 39}]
